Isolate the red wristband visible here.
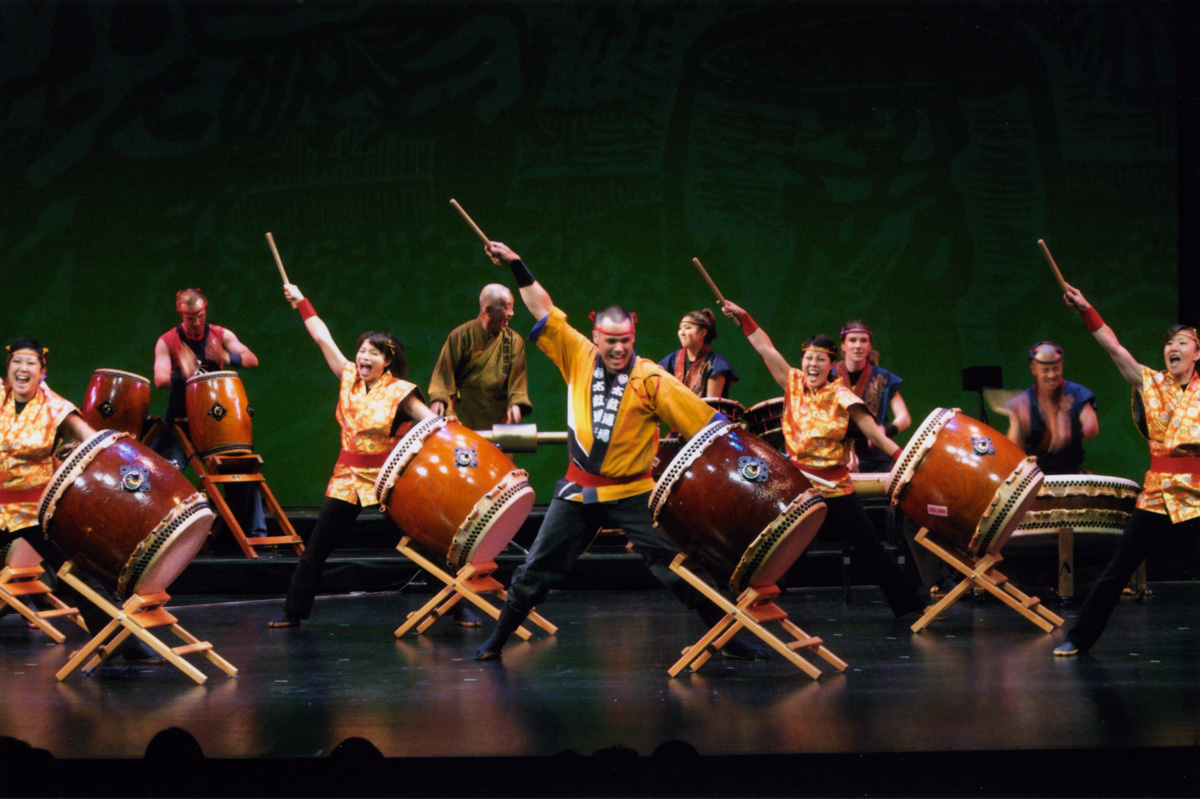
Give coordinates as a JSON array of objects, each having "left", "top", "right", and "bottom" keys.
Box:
[
  {"left": 889, "top": 446, "right": 902, "bottom": 461},
  {"left": 1082, "top": 306, "right": 1103, "bottom": 332},
  {"left": 739, "top": 312, "right": 759, "bottom": 337},
  {"left": 298, "top": 298, "right": 317, "bottom": 321}
]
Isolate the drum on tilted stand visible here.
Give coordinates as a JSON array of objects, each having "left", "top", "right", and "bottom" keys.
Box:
[
  {"left": 649, "top": 418, "right": 847, "bottom": 678},
  {"left": 39, "top": 430, "right": 236, "bottom": 683},
  {"left": 0, "top": 537, "right": 89, "bottom": 643},
  {"left": 886, "top": 407, "right": 1063, "bottom": 633},
  {"left": 375, "top": 416, "right": 554, "bottom": 639},
  {"left": 80, "top": 369, "right": 152, "bottom": 440}
]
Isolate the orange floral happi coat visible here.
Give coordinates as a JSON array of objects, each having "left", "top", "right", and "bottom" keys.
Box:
[
  {"left": 326, "top": 363, "right": 420, "bottom": 506},
  {"left": 0, "top": 383, "right": 77, "bottom": 532},
  {"left": 782, "top": 370, "right": 864, "bottom": 498},
  {"left": 1137, "top": 366, "right": 1200, "bottom": 522}
]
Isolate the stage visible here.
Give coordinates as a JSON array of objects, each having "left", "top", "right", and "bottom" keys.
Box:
[{"left": 1, "top": 555, "right": 1196, "bottom": 796}]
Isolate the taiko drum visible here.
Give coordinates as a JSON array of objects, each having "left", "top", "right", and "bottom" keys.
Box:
[
  {"left": 374, "top": 416, "right": 536, "bottom": 570},
  {"left": 886, "top": 407, "right": 1043, "bottom": 557},
  {"left": 185, "top": 371, "right": 253, "bottom": 458},
  {"left": 80, "top": 369, "right": 151, "bottom": 438},
  {"left": 650, "top": 418, "right": 827, "bottom": 594},
  {"left": 38, "top": 430, "right": 214, "bottom": 600},
  {"left": 743, "top": 397, "right": 785, "bottom": 452},
  {"left": 1012, "top": 474, "right": 1139, "bottom": 538}
]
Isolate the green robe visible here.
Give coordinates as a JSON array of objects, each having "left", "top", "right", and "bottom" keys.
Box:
[{"left": 427, "top": 319, "right": 533, "bottom": 430}]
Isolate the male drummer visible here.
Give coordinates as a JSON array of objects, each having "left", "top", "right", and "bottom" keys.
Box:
[
  {"left": 152, "top": 288, "right": 266, "bottom": 539},
  {"left": 427, "top": 283, "right": 533, "bottom": 626},
  {"left": 1005, "top": 341, "right": 1099, "bottom": 474},
  {"left": 470, "top": 241, "right": 767, "bottom": 662}
]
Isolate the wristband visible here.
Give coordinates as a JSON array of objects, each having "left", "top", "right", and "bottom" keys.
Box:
[
  {"left": 739, "top": 312, "right": 759, "bottom": 337},
  {"left": 1082, "top": 306, "right": 1103, "bottom": 332},
  {"left": 884, "top": 423, "right": 898, "bottom": 438},
  {"left": 298, "top": 298, "right": 317, "bottom": 321},
  {"left": 509, "top": 258, "right": 536, "bottom": 288},
  {"left": 889, "top": 445, "right": 902, "bottom": 461},
  {"left": 227, "top": 352, "right": 243, "bottom": 368}
]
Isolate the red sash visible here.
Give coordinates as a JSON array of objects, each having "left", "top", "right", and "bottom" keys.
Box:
[
  {"left": 1150, "top": 455, "right": 1200, "bottom": 474},
  {"left": 336, "top": 449, "right": 391, "bottom": 470},
  {"left": 0, "top": 485, "right": 46, "bottom": 504}
]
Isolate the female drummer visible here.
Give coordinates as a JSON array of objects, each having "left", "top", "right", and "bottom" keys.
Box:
[
  {"left": 0, "top": 338, "right": 162, "bottom": 662},
  {"left": 657, "top": 308, "right": 739, "bottom": 399},
  {"left": 1053, "top": 285, "right": 1200, "bottom": 656},
  {"left": 269, "top": 284, "right": 435, "bottom": 627},
  {"left": 720, "top": 303, "right": 926, "bottom": 618}
]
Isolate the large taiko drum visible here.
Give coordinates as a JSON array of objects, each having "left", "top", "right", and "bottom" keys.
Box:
[
  {"left": 743, "top": 397, "right": 785, "bottom": 451},
  {"left": 650, "top": 418, "right": 827, "bottom": 594},
  {"left": 0, "top": 537, "right": 41, "bottom": 569},
  {"left": 185, "top": 371, "right": 253, "bottom": 458},
  {"left": 80, "top": 369, "right": 152, "bottom": 438},
  {"left": 886, "top": 407, "right": 1043, "bottom": 557},
  {"left": 374, "top": 416, "right": 536, "bottom": 570},
  {"left": 1012, "top": 474, "right": 1139, "bottom": 538},
  {"left": 37, "top": 430, "right": 214, "bottom": 600}
]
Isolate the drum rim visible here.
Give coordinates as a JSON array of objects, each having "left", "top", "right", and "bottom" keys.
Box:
[
  {"left": 649, "top": 418, "right": 740, "bottom": 520},
  {"left": 38, "top": 429, "right": 126, "bottom": 528},
  {"left": 446, "top": 470, "right": 535, "bottom": 569},
  {"left": 373, "top": 415, "right": 450, "bottom": 505},
  {"left": 743, "top": 396, "right": 784, "bottom": 416},
  {"left": 118, "top": 492, "right": 213, "bottom": 598},
  {"left": 1037, "top": 474, "right": 1141, "bottom": 494},
  {"left": 886, "top": 406, "right": 955, "bottom": 501},
  {"left": 729, "top": 487, "right": 825, "bottom": 593},
  {"left": 90, "top": 368, "right": 152, "bottom": 386},
  {"left": 970, "top": 458, "right": 1043, "bottom": 554},
  {"left": 185, "top": 370, "right": 242, "bottom": 384}
]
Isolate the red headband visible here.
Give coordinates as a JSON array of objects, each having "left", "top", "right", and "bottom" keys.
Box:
[{"left": 590, "top": 310, "right": 637, "bottom": 336}]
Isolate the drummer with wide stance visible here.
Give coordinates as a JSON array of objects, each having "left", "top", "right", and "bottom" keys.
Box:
[
  {"left": 471, "top": 242, "right": 767, "bottom": 661},
  {"left": 1053, "top": 286, "right": 1200, "bottom": 657},
  {"left": 720, "top": 302, "right": 927, "bottom": 619},
  {"left": 268, "top": 285, "right": 435, "bottom": 628},
  {"left": 0, "top": 338, "right": 162, "bottom": 662}
]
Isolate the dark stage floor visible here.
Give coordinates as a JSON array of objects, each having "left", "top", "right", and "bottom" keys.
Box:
[{"left": 1, "top": 576, "right": 1198, "bottom": 796}]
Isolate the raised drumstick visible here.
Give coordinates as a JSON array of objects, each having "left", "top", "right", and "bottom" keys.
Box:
[
  {"left": 450, "top": 199, "right": 490, "bottom": 244},
  {"left": 265, "top": 232, "right": 296, "bottom": 307},
  {"left": 1037, "top": 239, "right": 1070, "bottom": 293},
  {"left": 691, "top": 257, "right": 726, "bottom": 305}
]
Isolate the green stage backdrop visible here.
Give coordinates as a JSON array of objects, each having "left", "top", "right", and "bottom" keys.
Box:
[{"left": 0, "top": 0, "right": 1182, "bottom": 504}]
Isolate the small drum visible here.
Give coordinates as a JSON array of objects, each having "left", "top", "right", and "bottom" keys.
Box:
[
  {"left": 887, "top": 407, "right": 1043, "bottom": 556},
  {"left": 185, "top": 371, "right": 253, "bottom": 458},
  {"left": 743, "top": 397, "right": 785, "bottom": 451},
  {"left": 374, "top": 416, "right": 536, "bottom": 570},
  {"left": 0, "top": 537, "right": 42, "bottom": 569},
  {"left": 650, "top": 418, "right": 827, "bottom": 594},
  {"left": 38, "top": 430, "right": 214, "bottom": 599},
  {"left": 80, "top": 369, "right": 152, "bottom": 438},
  {"left": 1013, "top": 474, "right": 1139, "bottom": 537}
]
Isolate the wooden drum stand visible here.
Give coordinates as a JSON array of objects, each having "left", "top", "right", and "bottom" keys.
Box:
[{"left": 0, "top": 562, "right": 88, "bottom": 643}]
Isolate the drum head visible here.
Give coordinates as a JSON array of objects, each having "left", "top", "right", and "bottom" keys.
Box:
[
  {"left": 1, "top": 537, "right": 41, "bottom": 569},
  {"left": 124, "top": 495, "right": 214, "bottom": 596}
]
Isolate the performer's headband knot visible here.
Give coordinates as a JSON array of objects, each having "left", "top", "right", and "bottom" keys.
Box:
[{"left": 1028, "top": 341, "right": 1064, "bottom": 364}]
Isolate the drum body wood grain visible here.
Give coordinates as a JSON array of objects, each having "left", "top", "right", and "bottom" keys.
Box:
[
  {"left": 185, "top": 371, "right": 253, "bottom": 458},
  {"left": 887, "top": 407, "right": 1043, "bottom": 556},
  {"left": 80, "top": 369, "right": 151, "bottom": 438},
  {"left": 374, "top": 417, "right": 535, "bottom": 570},
  {"left": 650, "top": 418, "right": 827, "bottom": 594},
  {"left": 38, "top": 430, "right": 214, "bottom": 599}
]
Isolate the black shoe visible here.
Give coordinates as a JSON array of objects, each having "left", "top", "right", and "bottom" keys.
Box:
[
  {"left": 721, "top": 637, "right": 769, "bottom": 661},
  {"left": 268, "top": 612, "right": 301, "bottom": 628},
  {"left": 472, "top": 641, "right": 503, "bottom": 661},
  {"left": 453, "top": 605, "right": 482, "bottom": 628},
  {"left": 122, "top": 640, "right": 166, "bottom": 665}
]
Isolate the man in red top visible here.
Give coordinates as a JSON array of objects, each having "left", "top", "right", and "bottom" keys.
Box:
[{"left": 152, "top": 288, "right": 265, "bottom": 538}]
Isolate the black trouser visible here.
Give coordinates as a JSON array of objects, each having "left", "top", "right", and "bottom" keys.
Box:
[
  {"left": 821, "top": 493, "right": 926, "bottom": 616},
  {"left": 2, "top": 525, "right": 123, "bottom": 635},
  {"left": 503, "top": 493, "right": 725, "bottom": 624},
  {"left": 283, "top": 496, "right": 365, "bottom": 619},
  {"left": 1068, "top": 509, "right": 1199, "bottom": 652}
]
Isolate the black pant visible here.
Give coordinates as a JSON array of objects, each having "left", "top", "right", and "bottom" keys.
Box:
[
  {"left": 2, "top": 525, "right": 122, "bottom": 635},
  {"left": 821, "top": 494, "right": 925, "bottom": 616},
  {"left": 1069, "top": 509, "right": 1199, "bottom": 651},
  {"left": 283, "top": 496, "right": 367, "bottom": 619},
  {"left": 504, "top": 493, "right": 725, "bottom": 624}
]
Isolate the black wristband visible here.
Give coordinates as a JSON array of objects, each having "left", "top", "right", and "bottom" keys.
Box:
[
  {"left": 884, "top": 423, "right": 898, "bottom": 438},
  {"left": 228, "top": 352, "right": 243, "bottom": 368},
  {"left": 509, "top": 258, "right": 536, "bottom": 288}
]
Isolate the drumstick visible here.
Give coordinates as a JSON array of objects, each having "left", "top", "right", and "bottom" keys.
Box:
[
  {"left": 691, "top": 257, "right": 726, "bottom": 305},
  {"left": 1036, "top": 239, "right": 1070, "bottom": 293},
  {"left": 449, "top": 199, "right": 490, "bottom": 244},
  {"left": 265, "top": 232, "right": 297, "bottom": 308}
]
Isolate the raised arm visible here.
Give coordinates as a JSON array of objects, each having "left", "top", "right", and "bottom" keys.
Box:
[
  {"left": 1063, "top": 284, "right": 1142, "bottom": 386},
  {"left": 284, "top": 284, "right": 350, "bottom": 378},
  {"left": 720, "top": 300, "right": 792, "bottom": 389},
  {"left": 485, "top": 241, "right": 553, "bottom": 322}
]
